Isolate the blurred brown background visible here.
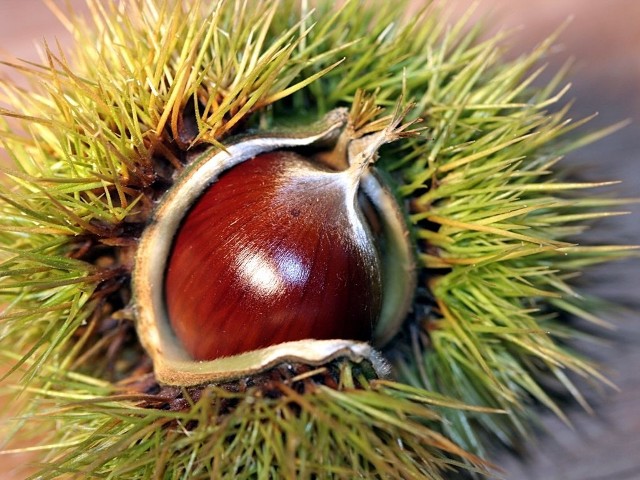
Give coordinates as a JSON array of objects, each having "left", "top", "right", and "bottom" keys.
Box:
[{"left": 1, "top": 1, "right": 638, "bottom": 479}]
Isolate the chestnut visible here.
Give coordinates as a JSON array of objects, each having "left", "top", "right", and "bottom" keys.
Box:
[
  {"left": 165, "top": 150, "right": 382, "bottom": 361},
  {"left": 133, "top": 110, "right": 415, "bottom": 385}
]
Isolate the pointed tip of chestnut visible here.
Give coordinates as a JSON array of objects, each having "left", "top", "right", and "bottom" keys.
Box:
[{"left": 165, "top": 151, "right": 382, "bottom": 361}]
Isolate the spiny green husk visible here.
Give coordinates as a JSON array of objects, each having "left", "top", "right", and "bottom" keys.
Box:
[
  {"left": 2, "top": 354, "right": 490, "bottom": 479},
  {"left": 0, "top": 0, "right": 635, "bottom": 478}
]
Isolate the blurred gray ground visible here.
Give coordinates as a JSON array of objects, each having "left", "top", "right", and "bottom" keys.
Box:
[{"left": 1, "top": 1, "right": 638, "bottom": 479}]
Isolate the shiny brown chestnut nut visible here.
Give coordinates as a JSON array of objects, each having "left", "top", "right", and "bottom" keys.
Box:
[
  {"left": 133, "top": 110, "right": 416, "bottom": 386},
  {"left": 165, "top": 150, "right": 381, "bottom": 361}
]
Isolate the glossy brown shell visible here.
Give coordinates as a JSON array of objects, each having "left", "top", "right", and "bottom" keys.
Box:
[
  {"left": 165, "top": 150, "right": 381, "bottom": 360},
  {"left": 132, "top": 110, "right": 415, "bottom": 385}
]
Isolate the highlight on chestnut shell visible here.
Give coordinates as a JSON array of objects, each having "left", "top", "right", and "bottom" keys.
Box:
[{"left": 132, "top": 109, "right": 417, "bottom": 385}]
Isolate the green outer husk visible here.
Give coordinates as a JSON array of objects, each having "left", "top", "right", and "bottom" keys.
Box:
[
  {"left": 1, "top": 353, "right": 490, "bottom": 479},
  {"left": 0, "top": 0, "right": 636, "bottom": 477}
]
